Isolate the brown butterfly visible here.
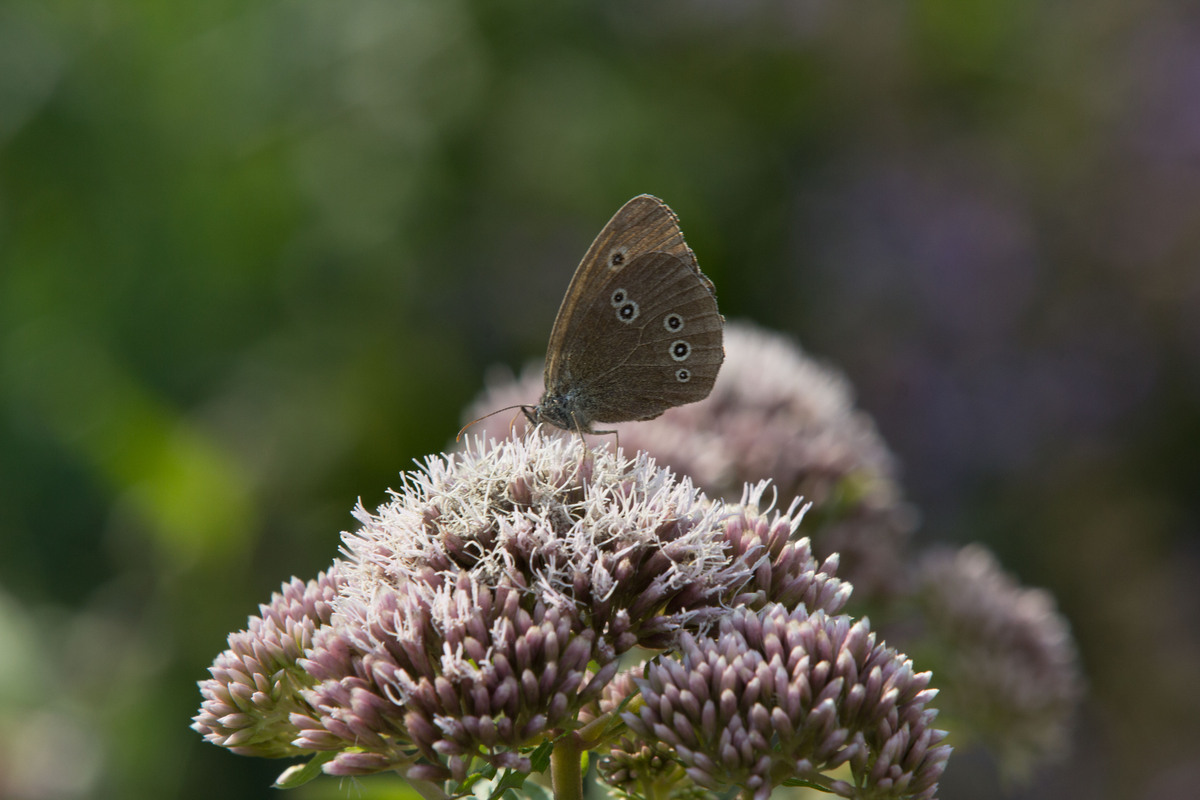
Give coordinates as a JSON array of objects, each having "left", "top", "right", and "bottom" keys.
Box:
[{"left": 525, "top": 195, "right": 724, "bottom": 434}]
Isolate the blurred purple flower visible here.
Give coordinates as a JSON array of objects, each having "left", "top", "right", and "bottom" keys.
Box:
[{"left": 912, "top": 544, "right": 1083, "bottom": 778}]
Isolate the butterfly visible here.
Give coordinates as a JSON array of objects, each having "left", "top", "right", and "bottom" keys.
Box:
[{"left": 525, "top": 195, "right": 724, "bottom": 434}]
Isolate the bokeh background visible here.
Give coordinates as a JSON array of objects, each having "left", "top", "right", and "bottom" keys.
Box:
[{"left": 2, "top": 1, "right": 1199, "bottom": 799}]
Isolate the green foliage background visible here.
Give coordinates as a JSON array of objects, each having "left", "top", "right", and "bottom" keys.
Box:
[{"left": 2, "top": 1, "right": 1198, "bottom": 799}]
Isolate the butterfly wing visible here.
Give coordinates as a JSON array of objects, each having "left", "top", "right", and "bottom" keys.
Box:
[
  {"left": 551, "top": 250, "right": 724, "bottom": 424},
  {"left": 543, "top": 195, "right": 703, "bottom": 388}
]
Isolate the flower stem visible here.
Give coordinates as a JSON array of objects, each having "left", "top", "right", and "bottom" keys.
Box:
[{"left": 550, "top": 734, "right": 584, "bottom": 800}]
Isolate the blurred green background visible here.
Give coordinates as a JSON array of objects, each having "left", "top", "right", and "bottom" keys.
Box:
[{"left": 2, "top": 1, "right": 1199, "bottom": 798}]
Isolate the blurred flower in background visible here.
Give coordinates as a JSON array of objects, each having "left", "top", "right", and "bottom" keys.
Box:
[
  {"left": 3, "top": 0, "right": 1199, "bottom": 798},
  {"left": 912, "top": 546, "right": 1082, "bottom": 779}
]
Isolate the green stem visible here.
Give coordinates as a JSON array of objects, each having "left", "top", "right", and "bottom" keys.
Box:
[{"left": 550, "top": 734, "right": 584, "bottom": 800}]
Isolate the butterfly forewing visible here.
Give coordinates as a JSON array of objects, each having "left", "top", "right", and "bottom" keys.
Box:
[
  {"left": 533, "top": 194, "right": 724, "bottom": 433},
  {"left": 564, "top": 251, "right": 723, "bottom": 423},
  {"left": 578, "top": 253, "right": 720, "bottom": 422},
  {"left": 544, "top": 195, "right": 698, "bottom": 386}
]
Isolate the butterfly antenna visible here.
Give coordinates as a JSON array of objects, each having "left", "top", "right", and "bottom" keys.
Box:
[{"left": 457, "top": 404, "right": 530, "bottom": 442}]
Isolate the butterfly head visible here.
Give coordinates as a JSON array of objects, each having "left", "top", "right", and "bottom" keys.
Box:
[{"left": 525, "top": 389, "right": 596, "bottom": 434}]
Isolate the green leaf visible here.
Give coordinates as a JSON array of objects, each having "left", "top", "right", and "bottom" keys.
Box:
[
  {"left": 527, "top": 741, "right": 555, "bottom": 773},
  {"left": 507, "top": 781, "right": 552, "bottom": 800},
  {"left": 273, "top": 752, "right": 337, "bottom": 789},
  {"left": 780, "top": 776, "right": 837, "bottom": 793},
  {"left": 480, "top": 741, "right": 556, "bottom": 800}
]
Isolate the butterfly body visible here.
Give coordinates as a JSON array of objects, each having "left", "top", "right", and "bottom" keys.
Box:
[{"left": 528, "top": 195, "right": 724, "bottom": 434}]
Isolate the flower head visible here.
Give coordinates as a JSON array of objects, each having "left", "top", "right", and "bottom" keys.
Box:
[
  {"left": 192, "top": 569, "right": 343, "bottom": 757},
  {"left": 622, "top": 603, "right": 951, "bottom": 800},
  {"left": 195, "top": 433, "right": 849, "bottom": 786},
  {"left": 912, "top": 545, "right": 1083, "bottom": 778}
]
